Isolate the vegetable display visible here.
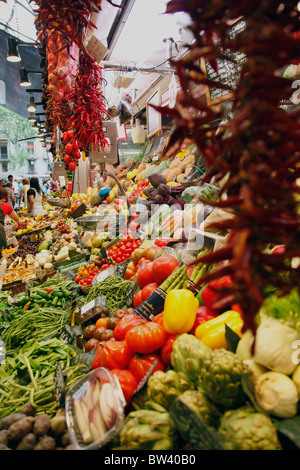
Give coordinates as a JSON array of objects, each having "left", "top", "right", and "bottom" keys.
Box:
[{"left": 159, "top": 0, "right": 300, "bottom": 333}]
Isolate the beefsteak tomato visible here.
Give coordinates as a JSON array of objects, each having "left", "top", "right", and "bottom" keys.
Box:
[
  {"left": 110, "top": 369, "right": 138, "bottom": 404},
  {"left": 91, "top": 339, "right": 133, "bottom": 370},
  {"left": 128, "top": 353, "right": 165, "bottom": 383},
  {"left": 160, "top": 334, "right": 177, "bottom": 366},
  {"left": 113, "top": 313, "right": 146, "bottom": 340},
  {"left": 125, "top": 322, "right": 168, "bottom": 354}
]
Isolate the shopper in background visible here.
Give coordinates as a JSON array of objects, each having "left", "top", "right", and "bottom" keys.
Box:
[
  {"left": 4, "top": 182, "right": 16, "bottom": 208},
  {"left": 27, "top": 177, "right": 47, "bottom": 216},
  {"left": 18, "top": 178, "right": 30, "bottom": 209},
  {"left": 0, "top": 187, "right": 20, "bottom": 251},
  {"left": 8, "top": 175, "right": 19, "bottom": 200},
  {"left": 50, "top": 179, "right": 58, "bottom": 193}
]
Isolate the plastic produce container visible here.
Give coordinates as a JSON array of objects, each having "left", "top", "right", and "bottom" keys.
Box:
[{"left": 65, "top": 367, "right": 126, "bottom": 450}]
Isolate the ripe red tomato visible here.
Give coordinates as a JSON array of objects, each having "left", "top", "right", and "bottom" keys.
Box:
[
  {"left": 91, "top": 339, "right": 133, "bottom": 370},
  {"left": 151, "top": 312, "right": 164, "bottom": 326},
  {"left": 63, "top": 131, "right": 70, "bottom": 143},
  {"left": 64, "top": 154, "right": 72, "bottom": 164},
  {"left": 125, "top": 322, "right": 168, "bottom": 354},
  {"left": 113, "top": 313, "right": 146, "bottom": 340},
  {"left": 72, "top": 140, "right": 79, "bottom": 152},
  {"left": 141, "top": 282, "right": 158, "bottom": 302},
  {"left": 65, "top": 143, "right": 73, "bottom": 154},
  {"left": 69, "top": 161, "right": 77, "bottom": 172},
  {"left": 133, "top": 290, "right": 143, "bottom": 308},
  {"left": 110, "top": 369, "right": 138, "bottom": 404},
  {"left": 160, "top": 334, "right": 177, "bottom": 365},
  {"left": 137, "top": 263, "right": 155, "bottom": 288},
  {"left": 151, "top": 255, "right": 179, "bottom": 285},
  {"left": 72, "top": 149, "right": 81, "bottom": 160},
  {"left": 128, "top": 353, "right": 165, "bottom": 383}
]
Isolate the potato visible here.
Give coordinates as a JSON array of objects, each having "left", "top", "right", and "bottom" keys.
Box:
[
  {"left": 0, "top": 413, "right": 27, "bottom": 430},
  {"left": 7, "top": 416, "right": 35, "bottom": 443},
  {"left": 65, "top": 444, "right": 76, "bottom": 450},
  {"left": 0, "top": 429, "right": 8, "bottom": 446},
  {"left": 33, "top": 435, "right": 56, "bottom": 450},
  {"left": 60, "top": 431, "right": 72, "bottom": 448},
  {"left": 0, "top": 443, "right": 11, "bottom": 450},
  {"left": 50, "top": 415, "right": 67, "bottom": 437},
  {"left": 20, "top": 403, "right": 36, "bottom": 416},
  {"left": 15, "top": 433, "right": 37, "bottom": 450},
  {"left": 33, "top": 414, "right": 51, "bottom": 437}
]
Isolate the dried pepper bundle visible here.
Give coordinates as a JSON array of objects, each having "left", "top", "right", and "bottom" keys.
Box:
[
  {"left": 66, "top": 53, "right": 110, "bottom": 151},
  {"left": 30, "top": 0, "right": 117, "bottom": 54},
  {"left": 160, "top": 0, "right": 300, "bottom": 331}
]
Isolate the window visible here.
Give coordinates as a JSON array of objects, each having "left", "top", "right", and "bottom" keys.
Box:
[{"left": 0, "top": 143, "right": 8, "bottom": 160}]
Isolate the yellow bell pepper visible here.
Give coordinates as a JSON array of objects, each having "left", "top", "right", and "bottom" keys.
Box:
[
  {"left": 195, "top": 310, "right": 243, "bottom": 349},
  {"left": 163, "top": 289, "right": 199, "bottom": 334}
]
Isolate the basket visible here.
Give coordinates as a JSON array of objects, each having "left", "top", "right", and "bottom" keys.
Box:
[
  {"left": 68, "top": 203, "right": 88, "bottom": 219},
  {"left": 48, "top": 198, "right": 71, "bottom": 208},
  {"left": 2, "top": 280, "right": 27, "bottom": 296}
]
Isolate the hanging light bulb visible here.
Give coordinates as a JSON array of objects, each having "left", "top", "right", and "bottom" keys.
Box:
[
  {"left": 32, "top": 119, "right": 39, "bottom": 130},
  {"left": 20, "top": 68, "right": 31, "bottom": 87},
  {"left": 27, "top": 96, "right": 37, "bottom": 113},
  {"left": 28, "top": 112, "right": 36, "bottom": 123},
  {"left": 7, "top": 37, "right": 21, "bottom": 63}
]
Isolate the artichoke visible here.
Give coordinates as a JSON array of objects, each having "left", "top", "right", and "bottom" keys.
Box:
[
  {"left": 170, "top": 333, "right": 211, "bottom": 384},
  {"left": 175, "top": 389, "right": 221, "bottom": 428},
  {"left": 119, "top": 409, "right": 178, "bottom": 450},
  {"left": 218, "top": 407, "right": 281, "bottom": 450},
  {"left": 147, "top": 370, "right": 191, "bottom": 410},
  {"left": 201, "top": 348, "right": 246, "bottom": 409}
]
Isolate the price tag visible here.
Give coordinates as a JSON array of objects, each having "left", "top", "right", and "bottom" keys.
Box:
[
  {"left": 59, "top": 175, "right": 66, "bottom": 187},
  {"left": 54, "top": 362, "right": 67, "bottom": 407},
  {"left": 60, "top": 324, "right": 77, "bottom": 344},
  {"left": 0, "top": 339, "right": 5, "bottom": 364},
  {"left": 115, "top": 262, "right": 128, "bottom": 279},
  {"left": 80, "top": 296, "right": 106, "bottom": 316},
  {"left": 133, "top": 361, "right": 158, "bottom": 396},
  {"left": 125, "top": 285, "right": 134, "bottom": 308}
]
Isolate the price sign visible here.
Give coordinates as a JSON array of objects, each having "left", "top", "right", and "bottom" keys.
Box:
[
  {"left": 54, "top": 362, "right": 67, "bottom": 407},
  {"left": 132, "top": 361, "right": 158, "bottom": 396},
  {"left": 201, "top": 18, "right": 247, "bottom": 106},
  {"left": 60, "top": 324, "right": 77, "bottom": 344},
  {"left": 80, "top": 296, "right": 106, "bottom": 317}
]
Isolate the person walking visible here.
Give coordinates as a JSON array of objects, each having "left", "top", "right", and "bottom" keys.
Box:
[
  {"left": 4, "top": 182, "right": 16, "bottom": 208},
  {"left": 0, "top": 187, "right": 20, "bottom": 251},
  {"left": 18, "top": 178, "right": 30, "bottom": 209},
  {"left": 27, "top": 177, "right": 47, "bottom": 216}
]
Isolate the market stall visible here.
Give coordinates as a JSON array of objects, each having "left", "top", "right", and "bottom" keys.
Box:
[{"left": 0, "top": 0, "right": 299, "bottom": 453}]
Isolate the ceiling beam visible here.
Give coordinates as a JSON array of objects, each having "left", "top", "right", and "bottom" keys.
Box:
[{"left": 105, "top": 0, "right": 136, "bottom": 60}]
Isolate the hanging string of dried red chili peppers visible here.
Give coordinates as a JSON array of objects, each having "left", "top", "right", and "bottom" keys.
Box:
[
  {"left": 159, "top": 0, "right": 300, "bottom": 332},
  {"left": 66, "top": 52, "right": 110, "bottom": 152}
]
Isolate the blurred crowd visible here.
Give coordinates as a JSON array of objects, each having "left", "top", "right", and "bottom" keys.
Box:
[{"left": 0, "top": 175, "right": 54, "bottom": 209}]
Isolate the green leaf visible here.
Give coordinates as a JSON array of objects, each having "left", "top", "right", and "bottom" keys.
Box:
[
  {"left": 225, "top": 324, "right": 241, "bottom": 353},
  {"left": 273, "top": 416, "right": 300, "bottom": 450},
  {"left": 169, "top": 399, "right": 224, "bottom": 450}
]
